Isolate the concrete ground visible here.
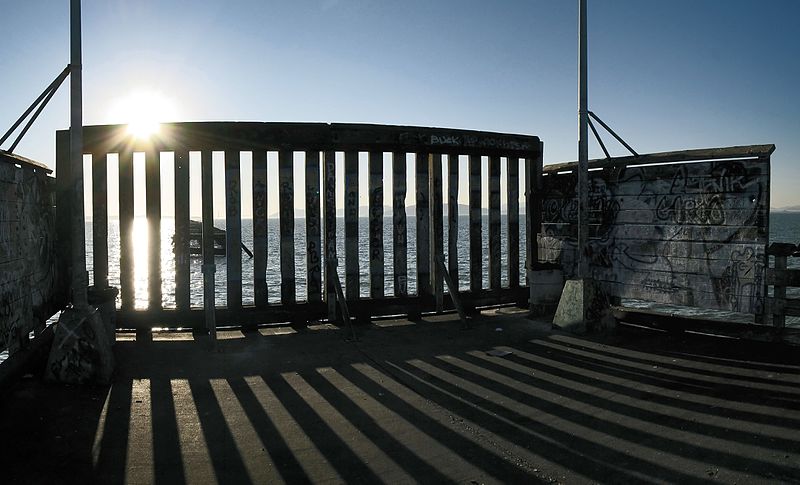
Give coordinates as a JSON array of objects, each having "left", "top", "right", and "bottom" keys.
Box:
[{"left": 1, "top": 310, "right": 799, "bottom": 484}]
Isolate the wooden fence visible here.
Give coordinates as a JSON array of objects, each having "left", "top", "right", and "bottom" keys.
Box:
[
  {"left": 56, "top": 122, "right": 543, "bottom": 330},
  {"left": 765, "top": 242, "right": 800, "bottom": 328}
]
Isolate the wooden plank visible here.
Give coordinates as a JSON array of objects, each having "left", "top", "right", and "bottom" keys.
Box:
[
  {"left": 323, "top": 150, "right": 337, "bottom": 318},
  {"left": 488, "top": 155, "right": 501, "bottom": 289},
  {"left": 117, "top": 150, "right": 135, "bottom": 310},
  {"left": 174, "top": 149, "right": 190, "bottom": 312},
  {"left": 200, "top": 150, "right": 217, "bottom": 337},
  {"left": 447, "top": 154, "right": 459, "bottom": 290},
  {"left": 145, "top": 147, "right": 162, "bottom": 310},
  {"left": 225, "top": 150, "right": 242, "bottom": 310},
  {"left": 430, "top": 153, "right": 444, "bottom": 311},
  {"left": 468, "top": 154, "right": 482, "bottom": 292},
  {"left": 344, "top": 151, "right": 359, "bottom": 300},
  {"left": 252, "top": 150, "right": 268, "bottom": 307},
  {"left": 766, "top": 268, "right": 800, "bottom": 287},
  {"left": 507, "top": 156, "right": 519, "bottom": 287},
  {"left": 772, "top": 255, "right": 787, "bottom": 328},
  {"left": 392, "top": 152, "right": 408, "bottom": 297},
  {"left": 306, "top": 151, "right": 323, "bottom": 303},
  {"left": 416, "top": 152, "right": 431, "bottom": 297},
  {"left": 91, "top": 152, "right": 109, "bottom": 289},
  {"left": 54, "top": 131, "right": 71, "bottom": 305},
  {"left": 368, "top": 151, "right": 384, "bottom": 298},
  {"left": 539, "top": 223, "right": 766, "bottom": 243},
  {"left": 278, "top": 149, "right": 296, "bottom": 304},
  {"left": 529, "top": 143, "right": 544, "bottom": 276}
]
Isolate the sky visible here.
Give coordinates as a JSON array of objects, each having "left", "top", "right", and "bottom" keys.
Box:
[{"left": 1, "top": 0, "right": 799, "bottom": 213}]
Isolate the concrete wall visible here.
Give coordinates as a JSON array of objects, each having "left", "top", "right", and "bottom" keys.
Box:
[
  {"left": 0, "top": 152, "right": 61, "bottom": 354},
  {"left": 539, "top": 156, "right": 769, "bottom": 315}
]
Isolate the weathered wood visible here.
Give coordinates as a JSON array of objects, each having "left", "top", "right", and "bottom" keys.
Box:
[
  {"left": 488, "top": 155, "right": 501, "bottom": 289},
  {"left": 527, "top": 144, "right": 544, "bottom": 277},
  {"left": 200, "top": 150, "right": 217, "bottom": 337},
  {"left": 447, "top": 154, "right": 459, "bottom": 290},
  {"left": 368, "top": 151, "right": 384, "bottom": 299},
  {"left": 252, "top": 150, "right": 268, "bottom": 307},
  {"left": 507, "top": 156, "right": 519, "bottom": 287},
  {"left": 392, "top": 152, "right": 408, "bottom": 297},
  {"left": 437, "top": 255, "right": 467, "bottom": 327},
  {"left": 430, "top": 153, "right": 444, "bottom": 311},
  {"left": 117, "top": 150, "right": 134, "bottom": 310},
  {"left": 225, "top": 150, "right": 242, "bottom": 310},
  {"left": 772, "top": 255, "right": 787, "bottom": 328},
  {"left": 416, "top": 152, "right": 431, "bottom": 297},
  {"left": 468, "top": 154, "right": 482, "bottom": 292},
  {"left": 91, "top": 152, "right": 109, "bottom": 288},
  {"left": 344, "top": 151, "right": 359, "bottom": 300},
  {"left": 323, "top": 150, "right": 337, "bottom": 318},
  {"left": 174, "top": 149, "right": 190, "bottom": 312},
  {"left": 145, "top": 147, "right": 162, "bottom": 310},
  {"left": 278, "top": 149, "right": 296, "bottom": 304},
  {"left": 306, "top": 150, "right": 322, "bottom": 303},
  {"left": 540, "top": 223, "right": 766, "bottom": 243},
  {"left": 766, "top": 268, "right": 800, "bottom": 287},
  {"left": 54, "top": 131, "right": 71, "bottom": 305}
]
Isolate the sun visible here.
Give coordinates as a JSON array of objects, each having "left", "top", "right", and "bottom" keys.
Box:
[{"left": 109, "top": 90, "right": 177, "bottom": 139}]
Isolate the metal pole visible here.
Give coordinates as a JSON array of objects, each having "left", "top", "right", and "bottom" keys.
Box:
[
  {"left": 70, "top": 0, "right": 88, "bottom": 309},
  {"left": 577, "top": 0, "right": 589, "bottom": 280}
]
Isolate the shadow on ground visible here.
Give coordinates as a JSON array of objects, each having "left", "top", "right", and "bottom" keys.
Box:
[{"left": 2, "top": 311, "right": 799, "bottom": 484}]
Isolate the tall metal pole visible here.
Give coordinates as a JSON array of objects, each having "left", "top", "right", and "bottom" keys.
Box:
[
  {"left": 70, "top": 0, "right": 88, "bottom": 309},
  {"left": 577, "top": 0, "right": 589, "bottom": 280}
]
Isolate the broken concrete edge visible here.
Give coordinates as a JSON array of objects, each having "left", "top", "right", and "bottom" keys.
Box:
[{"left": 45, "top": 306, "right": 115, "bottom": 386}]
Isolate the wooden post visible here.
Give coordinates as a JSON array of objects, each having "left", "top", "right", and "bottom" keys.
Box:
[
  {"left": 392, "top": 152, "right": 408, "bottom": 297},
  {"left": 416, "top": 152, "right": 431, "bottom": 298},
  {"left": 430, "top": 154, "right": 444, "bottom": 312},
  {"left": 252, "top": 150, "right": 268, "bottom": 307},
  {"left": 468, "top": 154, "right": 481, "bottom": 292},
  {"left": 306, "top": 150, "right": 322, "bottom": 303},
  {"left": 323, "top": 150, "right": 337, "bottom": 319},
  {"left": 344, "top": 151, "right": 359, "bottom": 300},
  {"left": 174, "top": 149, "right": 190, "bottom": 312},
  {"left": 447, "top": 154, "right": 459, "bottom": 291},
  {"left": 225, "top": 150, "right": 242, "bottom": 310},
  {"left": 507, "top": 157, "right": 519, "bottom": 288},
  {"left": 369, "top": 151, "right": 384, "bottom": 299},
  {"left": 118, "top": 150, "right": 134, "bottom": 310},
  {"left": 774, "top": 255, "right": 787, "bottom": 329},
  {"left": 278, "top": 149, "right": 296, "bottom": 304},
  {"left": 488, "top": 155, "right": 501, "bottom": 290},
  {"left": 91, "top": 152, "right": 109, "bottom": 289},
  {"left": 55, "top": 131, "right": 71, "bottom": 304},
  {"left": 526, "top": 143, "right": 543, "bottom": 283},
  {"left": 200, "top": 150, "right": 216, "bottom": 340},
  {"left": 145, "top": 146, "right": 161, "bottom": 310}
]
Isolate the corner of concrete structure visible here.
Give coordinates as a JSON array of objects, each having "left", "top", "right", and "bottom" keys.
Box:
[
  {"left": 552, "top": 278, "right": 590, "bottom": 333},
  {"left": 45, "top": 306, "right": 115, "bottom": 385}
]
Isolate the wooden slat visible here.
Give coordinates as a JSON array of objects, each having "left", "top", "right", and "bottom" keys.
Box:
[
  {"left": 430, "top": 154, "right": 445, "bottom": 311},
  {"left": 200, "top": 150, "right": 217, "bottom": 337},
  {"left": 507, "top": 157, "right": 520, "bottom": 287},
  {"left": 527, "top": 142, "right": 543, "bottom": 278},
  {"left": 54, "top": 131, "right": 71, "bottom": 305},
  {"left": 368, "top": 151, "right": 384, "bottom": 298},
  {"left": 488, "top": 155, "right": 501, "bottom": 289},
  {"left": 117, "top": 150, "right": 135, "bottom": 310},
  {"left": 174, "top": 149, "right": 190, "bottom": 311},
  {"left": 145, "top": 147, "right": 162, "bottom": 310},
  {"left": 323, "top": 150, "right": 337, "bottom": 318},
  {"left": 468, "top": 154, "right": 481, "bottom": 292},
  {"left": 447, "top": 154, "right": 459, "bottom": 290},
  {"left": 344, "top": 151, "right": 359, "bottom": 300},
  {"left": 278, "top": 150, "right": 296, "bottom": 304},
  {"left": 305, "top": 150, "right": 322, "bottom": 303},
  {"left": 772, "top": 255, "right": 787, "bottom": 328},
  {"left": 252, "top": 150, "right": 268, "bottom": 307},
  {"left": 416, "top": 152, "right": 431, "bottom": 297},
  {"left": 392, "top": 152, "right": 408, "bottom": 297},
  {"left": 91, "top": 152, "right": 109, "bottom": 289},
  {"left": 225, "top": 150, "right": 242, "bottom": 310}
]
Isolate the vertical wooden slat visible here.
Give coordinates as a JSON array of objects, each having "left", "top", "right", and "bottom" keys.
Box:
[
  {"left": 430, "top": 153, "right": 444, "bottom": 311},
  {"left": 252, "top": 150, "right": 268, "bottom": 307},
  {"left": 200, "top": 150, "right": 217, "bottom": 337},
  {"left": 145, "top": 147, "right": 162, "bottom": 309},
  {"left": 225, "top": 150, "right": 242, "bottom": 310},
  {"left": 305, "top": 150, "right": 322, "bottom": 303},
  {"left": 278, "top": 149, "right": 296, "bottom": 304},
  {"left": 323, "top": 150, "right": 337, "bottom": 318},
  {"left": 447, "top": 154, "right": 459, "bottom": 289},
  {"left": 526, "top": 142, "right": 544, "bottom": 283},
  {"left": 174, "top": 149, "right": 190, "bottom": 311},
  {"left": 468, "top": 154, "right": 481, "bottom": 292},
  {"left": 118, "top": 149, "right": 134, "bottom": 310},
  {"left": 55, "top": 130, "right": 72, "bottom": 304},
  {"left": 392, "top": 152, "right": 408, "bottom": 297},
  {"left": 508, "top": 157, "right": 520, "bottom": 288},
  {"left": 344, "top": 151, "right": 359, "bottom": 300},
  {"left": 488, "top": 155, "right": 501, "bottom": 290},
  {"left": 92, "top": 152, "right": 109, "bottom": 289},
  {"left": 773, "top": 255, "right": 787, "bottom": 329},
  {"left": 415, "top": 152, "right": 431, "bottom": 297},
  {"left": 368, "top": 151, "right": 384, "bottom": 299}
]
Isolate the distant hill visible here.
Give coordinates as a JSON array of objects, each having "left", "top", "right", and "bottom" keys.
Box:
[
  {"left": 772, "top": 205, "right": 800, "bottom": 212},
  {"left": 269, "top": 204, "right": 506, "bottom": 218}
]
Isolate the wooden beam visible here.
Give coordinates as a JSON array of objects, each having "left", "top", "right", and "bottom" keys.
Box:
[
  {"left": 430, "top": 153, "right": 444, "bottom": 311},
  {"left": 392, "top": 152, "right": 408, "bottom": 297},
  {"left": 368, "top": 151, "right": 384, "bottom": 299},
  {"left": 225, "top": 150, "right": 242, "bottom": 310},
  {"left": 507, "top": 157, "right": 519, "bottom": 288},
  {"left": 91, "top": 152, "right": 108, "bottom": 289},
  {"left": 488, "top": 155, "right": 501, "bottom": 289},
  {"left": 200, "top": 150, "right": 216, "bottom": 338},
  {"left": 145, "top": 147, "right": 161, "bottom": 310},
  {"left": 468, "top": 154, "right": 481, "bottom": 292},
  {"left": 252, "top": 150, "right": 268, "bottom": 307},
  {"left": 117, "top": 149, "right": 134, "bottom": 310},
  {"left": 323, "top": 150, "right": 337, "bottom": 318},
  {"left": 447, "top": 154, "right": 459, "bottom": 291},
  {"left": 344, "top": 151, "right": 359, "bottom": 300},
  {"left": 278, "top": 149, "right": 296, "bottom": 304},
  {"left": 174, "top": 149, "right": 190, "bottom": 311},
  {"left": 416, "top": 152, "right": 431, "bottom": 297},
  {"left": 306, "top": 150, "right": 322, "bottom": 303}
]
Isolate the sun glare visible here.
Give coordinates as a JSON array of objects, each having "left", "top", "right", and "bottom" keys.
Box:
[{"left": 109, "top": 90, "right": 177, "bottom": 139}]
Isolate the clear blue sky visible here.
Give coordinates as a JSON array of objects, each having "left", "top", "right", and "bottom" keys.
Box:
[{"left": 2, "top": 0, "right": 799, "bottom": 208}]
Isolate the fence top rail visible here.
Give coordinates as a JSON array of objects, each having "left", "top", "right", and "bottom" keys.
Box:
[
  {"left": 57, "top": 122, "right": 541, "bottom": 157},
  {"left": 0, "top": 149, "right": 53, "bottom": 174},
  {"left": 544, "top": 144, "right": 775, "bottom": 174}
]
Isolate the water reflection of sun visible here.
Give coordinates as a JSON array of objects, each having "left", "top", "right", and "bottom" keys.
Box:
[{"left": 108, "top": 90, "right": 177, "bottom": 139}]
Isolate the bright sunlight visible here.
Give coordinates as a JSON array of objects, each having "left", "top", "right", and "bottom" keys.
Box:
[{"left": 108, "top": 90, "right": 177, "bottom": 138}]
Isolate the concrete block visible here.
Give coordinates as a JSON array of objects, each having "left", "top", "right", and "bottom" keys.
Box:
[
  {"left": 552, "top": 278, "right": 591, "bottom": 333},
  {"left": 45, "top": 307, "right": 115, "bottom": 385}
]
